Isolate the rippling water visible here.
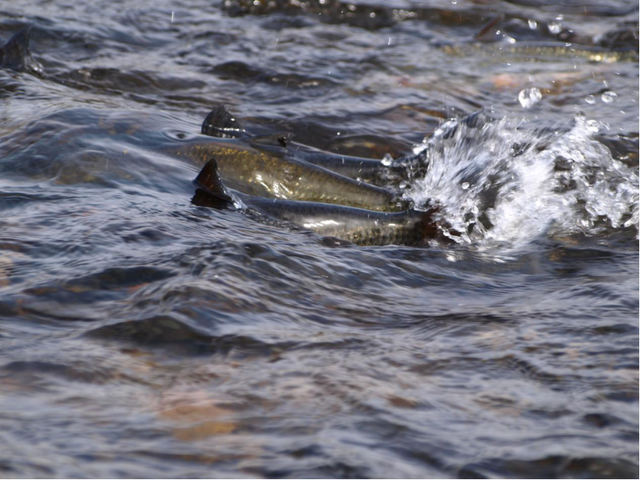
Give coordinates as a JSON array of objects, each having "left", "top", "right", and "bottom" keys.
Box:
[{"left": 0, "top": 0, "right": 638, "bottom": 478}]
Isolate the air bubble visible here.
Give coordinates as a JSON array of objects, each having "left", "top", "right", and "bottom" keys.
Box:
[
  {"left": 585, "top": 95, "right": 596, "bottom": 105},
  {"left": 381, "top": 154, "right": 393, "bottom": 166},
  {"left": 601, "top": 91, "right": 617, "bottom": 103},
  {"left": 528, "top": 19, "right": 537, "bottom": 29}
]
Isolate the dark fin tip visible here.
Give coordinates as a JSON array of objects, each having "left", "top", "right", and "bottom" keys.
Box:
[
  {"left": 193, "top": 158, "right": 233, "bottom": 203},
  {"left": 0, "top": 24, "right": 43, "bottom": 74},
  {"left": 249, "top": 132, "right": 293, "bottom": 149},
  {"left": 201, "top": 105, "right": 246, "bottom": 138}
]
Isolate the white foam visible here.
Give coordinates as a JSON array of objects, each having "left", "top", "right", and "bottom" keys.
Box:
[{"left": 406, "top": 115, "right": 639, "bottom": 251}]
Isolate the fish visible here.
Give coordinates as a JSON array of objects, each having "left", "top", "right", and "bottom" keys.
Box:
[
  {"left": 0, "top": 25, "right": 44, "bottom": 74},
  {"left": 440, "top": 40, "right": 638, "bottom": 63},
  {"left": 202, "top": 105, "right": 414, "bottom": 185},
  {"left": 162, "top": 106, "right": 408, "bottom": 212},
  {"left": 441, "top": 13, "right": 639, "bottom": 63},
  {"left": 193, "top": 158, "right": 444, "bottom": 246}
]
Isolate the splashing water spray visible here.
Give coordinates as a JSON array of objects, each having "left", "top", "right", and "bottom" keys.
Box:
[{"left": 405, "top": 114, "right": 639, "bottom": 251}]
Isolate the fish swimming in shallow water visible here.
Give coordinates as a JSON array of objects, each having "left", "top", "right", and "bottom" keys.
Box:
[
  {"left": 200, "top": 105, "right": 411, "bottom": 185},
  {"left": 440, "top": 41, "right": 639, "bottom": 63},
  {"left": 168, "top": 134, "right": 405, "bottom": 211},
  {"left": 193, "top": 158, "right": 443, "bottom": 246},
  {"left": 162, "top": 105, "right": 409, "bottom": 212},
  {"left": 187, "top": 105, "right": 450, "bottom": 246}
]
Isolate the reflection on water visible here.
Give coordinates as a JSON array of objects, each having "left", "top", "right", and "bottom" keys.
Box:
[{"left": 0, "top": 0, "right": 638, "bottom": 477}]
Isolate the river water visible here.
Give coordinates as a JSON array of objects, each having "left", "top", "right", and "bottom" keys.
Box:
[{"left": 0, "top": 0, "right": 638, "bottom": 478}]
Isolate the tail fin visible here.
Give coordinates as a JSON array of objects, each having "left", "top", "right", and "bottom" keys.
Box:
[
  {"left": 201, "top": 105, "right": 247, "bottom": 138},
  {"left": 193, "top": 158, "right": 233, "bottom": 203},
  {"left": 0, "top": 25, "right": 43, "bottom": 74}
]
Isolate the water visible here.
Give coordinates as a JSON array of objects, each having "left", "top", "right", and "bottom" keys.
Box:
[{"left": 0, "top": 0, "right": 638, "bottom": 478}]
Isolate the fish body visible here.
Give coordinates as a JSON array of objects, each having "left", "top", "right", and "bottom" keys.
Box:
[
  {"left": 164, "top": 135, "right": 406, "bottom": 211},
  {"left": 441, "top": 41, "right": 639, "bottom": 63},
  {"left": 243, "top": 196, "right": 440, "bottom": 246}
]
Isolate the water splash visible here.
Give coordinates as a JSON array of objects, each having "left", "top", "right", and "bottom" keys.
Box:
[
  {"left": 518, "top": 87, "right": 542, "bottom": 108},
  {"left": 405, "top": 114, "right": 639, "bottom": 250}
]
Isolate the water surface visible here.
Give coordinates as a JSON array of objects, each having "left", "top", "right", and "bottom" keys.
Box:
[{"left": 0, "top": 0, "right": 638, "bottom": 477}]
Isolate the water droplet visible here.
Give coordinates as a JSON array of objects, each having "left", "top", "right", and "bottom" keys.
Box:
[
  {"left": 399, "top": 181, "right": 408, "bottom": 189},
  {"left": 381, "top": 154, "right": 394, "bottom": 166},
  {"left": 518, "top": 87, "right": 542, "bottom": 108},
  {"left": 528, "top": 19, "right": 537, "bottom": 29},
  {"left": 461, "top": 182, "right": 470, "bottom": 190},
  {"left": 585, "top": 95, "right": 596, "bottom": 105},
  {"left": 601, "top": 91, "right": 617, "bottom": 103},
  {"left": 548, "top": 21, "right": 562, "bottom": 34}
]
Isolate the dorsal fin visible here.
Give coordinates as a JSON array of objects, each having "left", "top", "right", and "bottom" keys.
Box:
[
  {"left": 201, "top": 105, "right": 247, "bottom": 138},
  {"left": 193, "top": 158, "right": 233, "bottom": 203},
  {"left": 0, "top": 25, "right": 43, "bottom": 74},
  {"left": 249, "top": 132, "right": 292, "bottom": 149}
]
